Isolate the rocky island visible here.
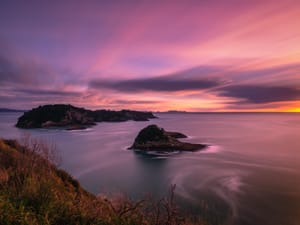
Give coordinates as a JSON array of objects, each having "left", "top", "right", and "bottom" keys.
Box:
[
  {"left": 16, "top": 104, "right": 156, "bottom": 130},
  {"left": 128, "top": 124, "right": 207, "bottom": 152}
]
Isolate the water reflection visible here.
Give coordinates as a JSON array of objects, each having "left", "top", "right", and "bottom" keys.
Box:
[{"left": 1, "top": 112, "right": 300, "bottom": 225}]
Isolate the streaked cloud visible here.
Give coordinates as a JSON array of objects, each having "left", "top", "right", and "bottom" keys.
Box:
[
  {"left": 218, "top": 85, "right": 300, "bottom": 104},
  {"left": 0, "top": 0, "right": 300, "bottom": 111},
  {"left": 89, "top": 66, "right": 223, "bottom": 93},
  {"left": 14, "top": 89, "right": 81, "bottom": 97}
]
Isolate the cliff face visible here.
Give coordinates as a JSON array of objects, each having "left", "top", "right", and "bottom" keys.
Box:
[{"left": 16, "top": 104, "right": 156, "bottom": 129}]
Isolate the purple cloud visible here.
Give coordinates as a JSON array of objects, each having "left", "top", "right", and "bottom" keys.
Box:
[{"left": 218, "top": 85, "right": 300, "bottom": 103}]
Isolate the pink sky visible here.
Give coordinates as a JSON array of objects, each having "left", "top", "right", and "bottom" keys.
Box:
[{"left": 0, "top": 0, "right": 300, "bottom": 111}]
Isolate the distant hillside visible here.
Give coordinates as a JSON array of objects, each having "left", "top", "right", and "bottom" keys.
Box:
[
  {"left": 0, "top": 108, "right": 26, "bottom": 113},
  {"left": 0, "top": 138, "right": 204, "bottom": 225},
  {"left": 16, "top": 104, "right": 157, "bottom": 130}
]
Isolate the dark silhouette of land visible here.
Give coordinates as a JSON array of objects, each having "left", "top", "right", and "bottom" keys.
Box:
[
  {"left": 16, "top": 104, "right": 156, "bottom": 130},
  {"left": 129, "top": 124, "right": 207, "bottom": 152}
]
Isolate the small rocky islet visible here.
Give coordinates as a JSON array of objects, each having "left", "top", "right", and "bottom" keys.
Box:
[
  {"left": 16, "top": 104, "right": 156, "bottom": 130},
  {"left": 128, "top": 124, "right": 207, "bottom": 152}
]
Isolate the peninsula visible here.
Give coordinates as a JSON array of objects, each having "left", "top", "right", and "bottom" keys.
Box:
[{"left": 16, "top": 104, "right": 156, "bottom": 130}]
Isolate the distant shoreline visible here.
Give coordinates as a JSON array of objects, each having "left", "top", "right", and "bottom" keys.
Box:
[
  {"left": 156, "top": 111, "right": 299, "bottom": 114},
  {"left": 0, "top": 108, "right": 27, "bottom": 113}
]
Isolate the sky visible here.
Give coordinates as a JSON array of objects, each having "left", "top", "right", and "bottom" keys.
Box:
[{"left": 0, "top": 0, "right": 300, "bottom": 112}]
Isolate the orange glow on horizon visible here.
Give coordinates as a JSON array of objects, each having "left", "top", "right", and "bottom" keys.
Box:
[{"left": 287, "top": 108, "right": 300, "bottom": 112}]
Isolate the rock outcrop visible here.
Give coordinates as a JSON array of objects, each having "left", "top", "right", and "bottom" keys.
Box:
[
  {"left": 16, "top": 104, "right": 156, "bottom": 130},
  {"left": 128, "top": 125, "right": 206, "bottom": 152}
]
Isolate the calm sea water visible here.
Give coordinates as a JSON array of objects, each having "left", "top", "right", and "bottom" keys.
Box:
[{"left": 1, "top": 112, "right": 300, "bottom": 225}]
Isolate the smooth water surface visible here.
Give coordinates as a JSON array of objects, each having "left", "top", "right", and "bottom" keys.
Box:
[{"left": 1, "top": 112, "right": 300, "bottom": 225}]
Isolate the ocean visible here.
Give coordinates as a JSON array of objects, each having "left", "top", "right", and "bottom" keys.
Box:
[{"left": 1, "top": 112, "right": 300, "bottom": 225}]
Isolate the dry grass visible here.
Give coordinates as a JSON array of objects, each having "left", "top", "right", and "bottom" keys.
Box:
[{"left": 0, "top": 136, "right": 207, "bottom": 225}]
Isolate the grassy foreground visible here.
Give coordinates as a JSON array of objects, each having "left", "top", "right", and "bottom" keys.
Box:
[{"left": 0, "top": 138, "right": 205, "bottom": 225}]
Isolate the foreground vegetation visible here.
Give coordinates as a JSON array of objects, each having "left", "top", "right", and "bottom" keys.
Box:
[{"left": 0, "top": 137, "right": 206, "bottom": 225}]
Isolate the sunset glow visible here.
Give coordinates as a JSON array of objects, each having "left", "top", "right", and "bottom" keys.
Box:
[{"left": 1, "top": 0, "right": 300, "bottom": 111}]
